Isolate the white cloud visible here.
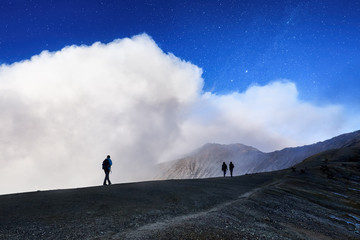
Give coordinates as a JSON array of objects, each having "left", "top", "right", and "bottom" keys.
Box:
[
  {"left": 0, "top": 34, "right": 356, "bottom": 194},
  {"left": 167, "top": 81, "right": 348, "bottom": 161},
  {"left": 0, "top": 34, "right": 203, "bottom": 194}
]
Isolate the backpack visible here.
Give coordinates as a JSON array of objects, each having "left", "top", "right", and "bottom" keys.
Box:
[{"left": 102, "top": 159, "right": 110, "bottom": 170}]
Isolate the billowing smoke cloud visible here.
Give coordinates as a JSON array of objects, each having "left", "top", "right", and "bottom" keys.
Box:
[
  {"left": 0, "top": 34, "right": 356, "bottom": 194},
  {"left": 166, "top": 82, "right": 349, "bottom": 161}
]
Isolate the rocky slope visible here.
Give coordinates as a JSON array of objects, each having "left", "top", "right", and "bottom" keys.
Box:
[
  {"left": 156, "top": 130, "right": 360, "bottom": 179},
  {"left": 0, "top": 141, "right": 359, "bottom": 239}
]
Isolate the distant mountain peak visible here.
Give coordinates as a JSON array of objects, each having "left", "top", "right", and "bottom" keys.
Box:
[
  {"left": 156, "top": 130, "right": 360, "bottom": 180},
  {"left": 197, "top": 142, "right": 261, "bottom": 153}
]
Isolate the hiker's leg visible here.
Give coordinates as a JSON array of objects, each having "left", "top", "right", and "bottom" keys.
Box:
[
  {"left": 107, "top": 172, "right": 111, "bottom": 185},
  {"left": 105, "top": 171, "right": 109, "bottom": 185},
  {"left": 103, "top": 170, "right": 109, "bottom": 185},
  {"left": 103, "top": 172, "right": 107, "bottom": 185},
  {"left": 105, "top": 171, "right": 112, "bottom": 185}
]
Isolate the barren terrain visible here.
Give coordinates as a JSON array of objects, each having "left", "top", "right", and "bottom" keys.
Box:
[{"left": 1, "top": 144, "right": 359, "bottom": 239}]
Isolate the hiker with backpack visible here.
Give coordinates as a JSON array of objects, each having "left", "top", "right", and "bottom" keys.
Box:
[
  {"left": 229, "top": 161, "right": 234, "bottom": 177},
  {"left": 222, "top": 162, "right": 227, "bottom": 177},
  {"left": 102, "top": 155, "right": 112, "bottom": 185}
]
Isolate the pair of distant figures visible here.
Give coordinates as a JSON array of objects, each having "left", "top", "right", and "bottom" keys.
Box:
[{"left": 222, "top": 162, "right": 234, "bottom": 177}]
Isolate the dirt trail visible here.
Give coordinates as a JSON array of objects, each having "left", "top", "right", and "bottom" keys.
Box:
[
  {"left": 114, "top": 185, "right": 266, "bottom": 240},
  {"left": 111, "top": 147, "right": 360, "bottom": 240}
]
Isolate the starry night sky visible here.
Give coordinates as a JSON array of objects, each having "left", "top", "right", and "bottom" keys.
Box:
[{"left": 1, "top": 0, "right": 359, "bottom": 107}]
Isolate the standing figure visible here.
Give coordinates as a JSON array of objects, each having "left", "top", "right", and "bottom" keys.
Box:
[
  {"left": 222, "top": 162, "right": 228, "bottom": 177},
  {"left": 229, "top": 162, "right": 234, "bottom": 177},
  {"left": 102, "top": 155, "right": 112, "bottom": 185}
]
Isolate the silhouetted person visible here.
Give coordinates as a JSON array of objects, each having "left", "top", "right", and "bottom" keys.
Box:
[
  {"left": 102, "top": 155, "right": 112, "bottom": 185},
  {"left": 222, "top": 162, "right": 227, "bottom": 177},
  {"left": 229, "top": 162, "right": 234, "bottom": 177}
]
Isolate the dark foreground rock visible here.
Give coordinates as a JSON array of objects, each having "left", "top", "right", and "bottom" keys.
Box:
[{"left": 0, "top": 144, "right": 359, "bottom": 239}]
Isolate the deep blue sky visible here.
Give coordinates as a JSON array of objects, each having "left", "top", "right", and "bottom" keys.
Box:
[{"left": 1, "top": 0, "right": 359, "bottom": 107}]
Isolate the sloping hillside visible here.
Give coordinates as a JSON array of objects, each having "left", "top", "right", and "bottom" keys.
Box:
[
  {"left": 0, "top": 142, "right": 359, "bottom": 239},
  {"left": 0, "top": 169, "right": 278, "bottom": 239},
  {"left": 139, "top": 143, "right": 360, "bottom": 240},
  {"left": 157, "top": 130, "right": 360, "bottom": 179}
]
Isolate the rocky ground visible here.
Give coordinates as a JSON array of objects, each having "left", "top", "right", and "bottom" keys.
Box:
[{"left": 0, "top": 144, "right": 359, "bottom": 239}]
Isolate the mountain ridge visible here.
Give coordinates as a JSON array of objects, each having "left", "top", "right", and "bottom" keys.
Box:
[{"left": 157, "top": 130, "right": 360, "bottom": 179}]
